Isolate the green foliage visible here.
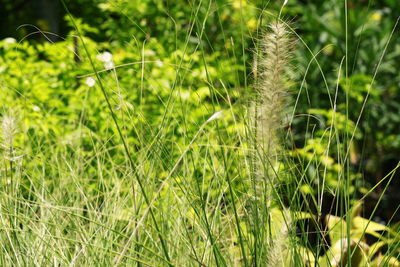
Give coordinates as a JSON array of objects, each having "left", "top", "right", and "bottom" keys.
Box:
[{"left": 0, "top": 0, "right": 400, "bottom": 266}]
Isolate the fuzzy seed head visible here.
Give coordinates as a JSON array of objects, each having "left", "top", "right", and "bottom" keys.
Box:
[
  {"left": 266, "top": 209, "right": 292, "bottom": 267},
  {"left": 255, "top": 21, "right": 292, "bottom": 159},
  {"left": 2, "top": 114, "right": 17, "bottom": 150}
]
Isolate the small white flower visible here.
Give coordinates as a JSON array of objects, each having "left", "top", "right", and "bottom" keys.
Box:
[
  {"left": 104, "top": 61, "right": 115, "bottom": 70},
  {"left": 283, "top": 0, "right": 288, "bottom": 6},
  {"left": 32, "top": 105, "right": 40, "bottom": 112},
  {"left": 155, "top": 60, "right": 164, "bottom": 67},
  {"left": 85, "top": 77, "right": 96, "bottom": 87},
  {"left": 97, "top": 51, "right": 115, "bottom": 70},
  {"left": 97, "top": 51, "right": 113, "bottom": 63},
  {"left": 3, "top": 37, "right": 16, "bottom": 44}
]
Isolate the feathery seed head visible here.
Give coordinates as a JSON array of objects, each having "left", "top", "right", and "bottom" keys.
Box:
[
  {"left": 254, "top": 21, "right": 293, "bottom": 158},
  {"left": 2, "top": 113, "right": 23, "bottom": 162},
  {"left": 266, "top": 209, "right": 293, "bottom": 266},
  {"left": 2, "top": 114, "right": 17, "bottom": 150},
  {"left": 250, "top": 20, "right": 294, "bottom": 204}
]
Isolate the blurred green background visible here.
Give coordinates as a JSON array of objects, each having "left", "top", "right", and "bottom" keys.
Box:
[{"left": 1, "top": 0, "right": 399, "bottom": 223}]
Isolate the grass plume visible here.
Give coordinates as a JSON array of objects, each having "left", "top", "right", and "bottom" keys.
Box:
[{"left": 254, "top": 20, "right": 292, "bottom": 161}]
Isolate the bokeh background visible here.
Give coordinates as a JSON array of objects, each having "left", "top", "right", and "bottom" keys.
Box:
[{"left": 1, "top": 0, "right": 399, "bottom": 236}]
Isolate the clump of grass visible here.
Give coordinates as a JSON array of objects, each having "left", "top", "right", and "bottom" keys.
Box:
[
  {"left": 249, "top": 18, "right": 295, "bottom": 266},
  {"left": 251, "top": 18, "right": 293, "bottom": 207},
  {"left": 2, "top": 2, "right": 400, "bottom": 266},
  {"left": 250, "top": 19, "right": 294, "bottom": 215}
]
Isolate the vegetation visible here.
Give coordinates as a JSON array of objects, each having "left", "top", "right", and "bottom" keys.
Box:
[{"left": 0, "top": 0, "right": 399, "bottom": 266}]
